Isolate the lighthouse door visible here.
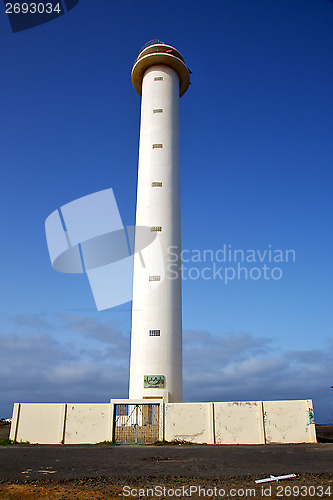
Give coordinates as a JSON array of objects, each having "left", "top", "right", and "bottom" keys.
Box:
[{"left": 113, "top": 403, "right": 159, "bottom": 444}]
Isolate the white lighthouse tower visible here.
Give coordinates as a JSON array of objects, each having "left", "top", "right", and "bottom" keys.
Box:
[{"left": 129, "top": 41, "right": 190, "bottom": 402}]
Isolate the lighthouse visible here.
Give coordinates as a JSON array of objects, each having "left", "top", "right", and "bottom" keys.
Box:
[{"left": 129, "top": 41, "right": 190, "bottom": 402}]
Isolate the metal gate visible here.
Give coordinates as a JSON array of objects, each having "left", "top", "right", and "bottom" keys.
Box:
[{"left": 113, "top": 403, "right": 160, "bottom": 444}]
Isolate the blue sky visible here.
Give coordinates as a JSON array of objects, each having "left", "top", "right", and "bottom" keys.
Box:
[{"left": 0, "top": 0, "right": 332, "bottom": 422}]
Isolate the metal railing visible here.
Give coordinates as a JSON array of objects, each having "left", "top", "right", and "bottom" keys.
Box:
[{"left": 140, "top": 39, "right": 165, "bottom": 52}]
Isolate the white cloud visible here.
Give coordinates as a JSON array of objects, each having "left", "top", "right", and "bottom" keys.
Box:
[
  {"left": 183, "top": 330, "right": 333, "bottom": 423},
  {"left": 0, "top": 316, "right": 332, "bottom": 423},
  {"left": 12, "top": 314, "right": 54, "bottom": 330},
  {"left": 0, "top": 315, "right": 130, "bottom": 417}
]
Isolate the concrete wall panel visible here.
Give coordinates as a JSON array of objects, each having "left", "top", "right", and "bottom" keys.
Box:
[
  {"left": 9, "top": 403, "right": 20, "bottom": 441},
  {"left": 263, "top": 399, "right": 316, "bottom": 443},
  {"left": 214, "top": 401, "right": 265, "bottom": 444},
  {"left": 64, "top": 404, "right": 110, "bottom": 444},
  {"left": 164, "top": 402, "right": 214, "bottom": 443},
  {"left": 15, "top": 403, "right": 66, "bottom": 444}
]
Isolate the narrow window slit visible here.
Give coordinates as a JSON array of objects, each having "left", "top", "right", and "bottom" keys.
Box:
[
  {"left": 149, "top": 330, "right": 160, "bottom": 336},
  {"left": 149, "top": 275, "right": 161, "bottom": 282}
]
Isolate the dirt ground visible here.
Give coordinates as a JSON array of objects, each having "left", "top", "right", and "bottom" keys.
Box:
[
  {"left": 1, "top": 473, "right": 333, "bottom": 499},
  {"left": 0, "top": 424, "right": 10, "bottom": 440}
]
